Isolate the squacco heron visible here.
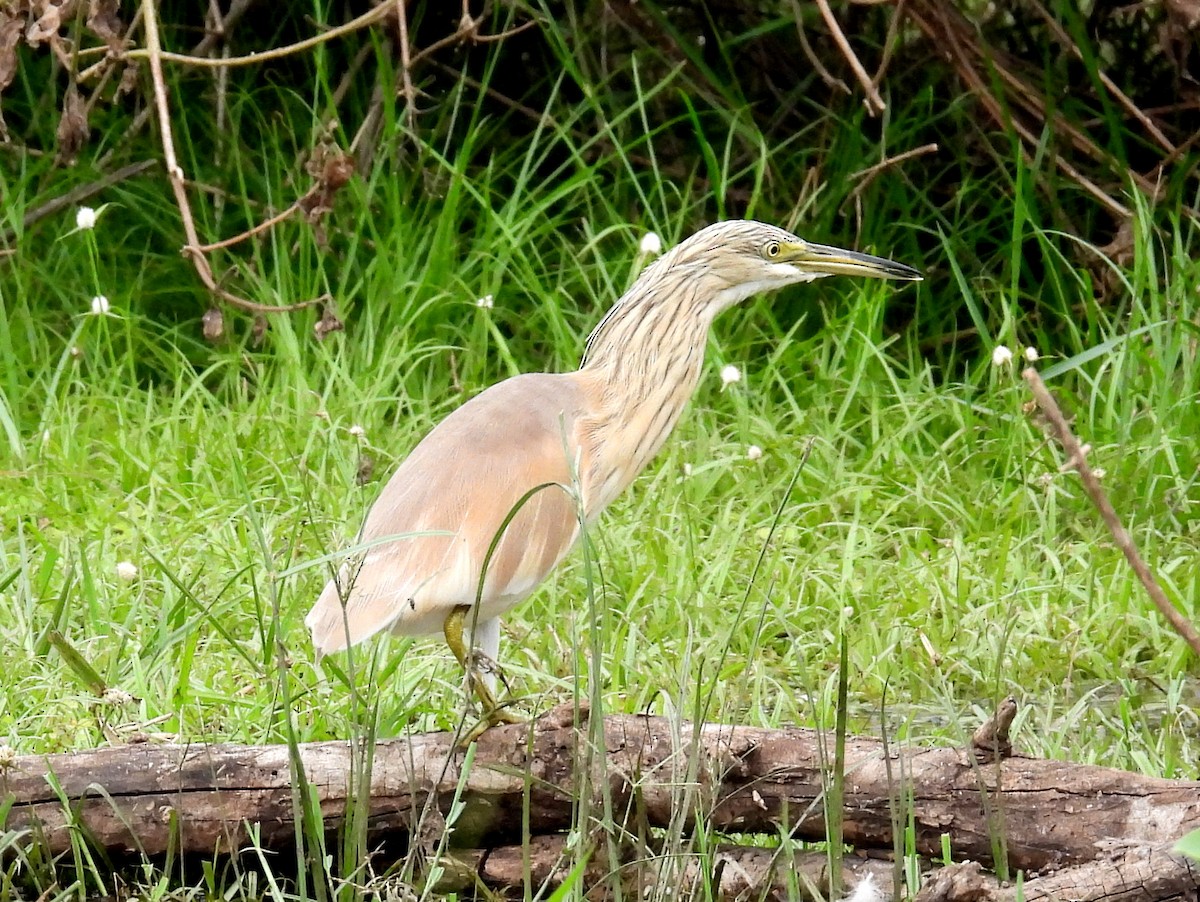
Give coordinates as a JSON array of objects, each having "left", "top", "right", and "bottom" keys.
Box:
[{"left": 307, "top": 220, "right": 920, "bottom": 727}]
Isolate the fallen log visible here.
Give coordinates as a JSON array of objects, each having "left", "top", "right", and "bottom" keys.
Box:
[
  {"left": 448, "top": 835, "right": 899, "bottom": 900},
  {"left": 3, "top": 705, "right": 1198, "bottom": 878},
  {"left": 914, "top": 844, "right": 1200, "bottom": 902}
]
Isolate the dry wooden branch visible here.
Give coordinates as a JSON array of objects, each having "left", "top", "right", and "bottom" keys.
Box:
[
  {"left": 140, "top": 0, "right": 323, "bottom": 315},
  {"left": 449, "top": 834, "right": 899, "bottom": 900},
  {"left": 814, "top": 0, "right": 886, "bottom": 114},
  {"left": 4, "top": 708, "right": 1198, "bottom": 877},
  {"left": 85, "top": 3, "right": 395, "bottom": 72},
  {"left": 903, "top": 0, "right": 1143, "bottom": 221},
  {"left": 1022, "top": 368, "right": 1200, "bottom": 658},
  {"left": 914, "top": 844, "right": 1200, "bottom": 901}
]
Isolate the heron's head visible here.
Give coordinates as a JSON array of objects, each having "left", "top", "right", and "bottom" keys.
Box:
[
  {"left": 666, "top": 220, "right": 922, "bottom": 315},
  {"left": 581, "top": 220, "right": 921, "bottom": 370}
]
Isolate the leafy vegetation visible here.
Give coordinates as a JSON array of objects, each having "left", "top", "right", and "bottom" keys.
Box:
[{"left": 1, "top": 1, "right": 1197, "bottom": 898}]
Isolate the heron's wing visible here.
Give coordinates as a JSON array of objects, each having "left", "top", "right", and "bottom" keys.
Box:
[{"left": 306, "top": 373, "right": 588, "bottom": 653}]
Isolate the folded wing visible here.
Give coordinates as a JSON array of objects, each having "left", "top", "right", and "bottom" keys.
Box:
[{"left": 306, "top": 373, "right": 589, "bottom": 653}]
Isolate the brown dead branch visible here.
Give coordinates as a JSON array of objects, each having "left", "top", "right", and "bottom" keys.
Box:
[
  {"left": 81, "top": 2, "right": 393, "bottom": 73},
  {"left": 901, "top": 0, "right": 1180, "bottom": 223},
  {"left": 848, "top": 142, "right": 939, "bottom": 201},
  {"left": 451, "top": 834, "right": 900, "bottom": 900},
  {"left": 914, "top": 844, "right": 1200, "bottom": 902},
  {"left": 1025, "top": 0, "right": 1176, "bottom": 156},
  {"left": 814, "top": 0, "right": 887, "bottom": 114},
  {"left": 140, "top": 0, "right": 323, "bottom": 314},
  {"left": 1022, "top": 368, "right": 1200, "bottom": 658}
]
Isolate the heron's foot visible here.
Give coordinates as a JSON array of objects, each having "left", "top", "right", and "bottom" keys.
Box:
[
  {"left": 464, "top": 668, "right": 524, "bottom": 723},
  {"left": 457, "top": 703, "right": 524, "bottom": 747}
]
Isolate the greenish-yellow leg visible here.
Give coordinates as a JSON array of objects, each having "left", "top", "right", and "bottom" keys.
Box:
[{"left": 443, "top": 606, "right": 522, "bottom": 734}]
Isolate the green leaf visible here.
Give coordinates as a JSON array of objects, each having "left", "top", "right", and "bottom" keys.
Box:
[{"left": 1174, "top": 827, "right": 1200, "bottom": 861}]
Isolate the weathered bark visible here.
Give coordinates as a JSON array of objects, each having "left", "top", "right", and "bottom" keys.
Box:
[
  {"left": 3, "top": 706, "right": 1198, "bottom": 877},
  {"left": 452, "top": 835, "right": 899, "bottom": 900},
  {"left": 913, "top": 845, "right": 1200, "bottom": 901}
]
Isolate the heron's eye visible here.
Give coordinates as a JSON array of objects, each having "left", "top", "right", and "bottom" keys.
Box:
[{"left": 764, "top": 241, "right": 781, "bottom": 259}]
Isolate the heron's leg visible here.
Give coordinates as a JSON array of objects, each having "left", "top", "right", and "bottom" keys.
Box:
[{"left": 443, "top": 606, "right": 521, "bottom": 729}]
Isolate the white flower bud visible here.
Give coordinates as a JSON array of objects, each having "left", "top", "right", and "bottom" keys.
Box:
[{"left": 639, "top": 232, "right": 662, "bottom": 255}]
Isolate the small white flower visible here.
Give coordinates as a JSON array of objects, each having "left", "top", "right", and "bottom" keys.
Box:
[
  {"left": 842, "top": 872, "right": 885, "bottom": 902},
  {"left": 720, "top": 364, "right": 741, "bottom": 388},
  {"left": 475, "top": 294, "right": 494, "bottom": 309},
  {"left": 991, "top": 345, "right": 1014, "bottom": 367},
  {"left": 116, "top": 561, "right": 138, "bottom": 582},
  {"left": 76, "top": 206, "right": 97, "bottom": 230},
  {"left": 348, "top": 424, "right": 366, "bottom": 438},
  {"left": 42, "top": 429, "right": 51, "bottom": 445},
  {"left": 682, "top": 462, "right": 693, "bottom": 477},
  {"left": 746, "top": 444, "right": 763, "bottom": 461},
  {"left": 90, "top": 295, "right": 110, "bottom": 315},
  {"left": 0, "top": 744, "right": 14, "bottom": 770},
  {"left": 638, "top": 232, "right": 662, "bottom": 256},
  {"left": 1092, "top": 467, "right": 1106, "bottom": 479},
  {"left": 1024, "top": 346, "right": 1040, "bottom": 362}
]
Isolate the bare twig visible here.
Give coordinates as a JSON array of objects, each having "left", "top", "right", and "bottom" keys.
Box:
[
  {"left": 1022, "top": 368, "right": 1200, "bottom": 658},
  {"left": 394, "top": 0, "right": 417, "bottom": 131},
  {"left": 909, "top": 1, "right": 1132, "bottom": 220},
  {"left": 789, "top": 0, "right": 850, "bottom": 95},
  {"left": 1026, "top": 0, "right": 1175, "bottom": 155},
  {"left": 848, "top": 142, "right": 939, "bottom": 200},
  {"left": 141, "top": 0, "right": 320, "bottom": 314},
  {"left": 871, "top": 0, "right": 906, "bottom": 88},
  {"left": 82, "top": 3, "right": 393, "bottom": 71},
  {"left": 407, "top": 10, "right": 538, "bottom": 70},
  {"left": 813, "top": 0, "right": 886, "bottom": 115},
  {"left": 193, "top": 203, "right": 299, "bottom": 253},
  {"left": 192, "top": 0, "right": 258, "bottom": 57}
]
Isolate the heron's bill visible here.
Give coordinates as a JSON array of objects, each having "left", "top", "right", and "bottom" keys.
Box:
[{"left": 782, "top": 241, "right": 922, "bottom": 281}]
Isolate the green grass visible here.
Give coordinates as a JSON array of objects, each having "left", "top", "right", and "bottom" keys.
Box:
[{"left": 2, "top": 2, "right": 1198, "bottom": 898}]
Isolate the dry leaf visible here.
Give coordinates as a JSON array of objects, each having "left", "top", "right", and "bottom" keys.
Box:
[
  {"left": 313, "top": 305, "right": 344, "bottom": 341},
  {"left": 251, "top": 315, "right": 267, "bottom": 347},
  {"left": 55, "top": 83, "right": 88, "bottom": 164},
  {"left": 356, "top": 453, "right": 375, "bottom": 486},
  {"left": 26, "top": 0, "right": 73, "bottom": 47},
  {"left": 201, "top": 308, "right": 225, "bottom": 342},
  {"left": 0, "top": 10, "right": 25, "bottom": 92},
  {"left": 117, "top": 61, "right": 137, "bottom": 95},
  {"left": 86, "top": 0, "right": 124, "bottom": 55}
]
